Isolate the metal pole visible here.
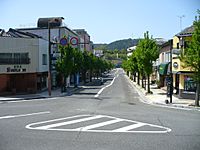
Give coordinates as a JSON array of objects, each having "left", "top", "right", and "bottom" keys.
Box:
[
  {"left": 178, "top": 15, "right": 185, "bottom": 31},
  {"left": 48, "top": 22, "right": 52, "bottom": 96},
  {"left": 170, "top": 39, "right": 173, "bottom": 103}
]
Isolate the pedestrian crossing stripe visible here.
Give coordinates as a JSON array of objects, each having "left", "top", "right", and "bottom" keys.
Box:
[{"left": 26, "top": 114, "right": 172, "bottom": 133}]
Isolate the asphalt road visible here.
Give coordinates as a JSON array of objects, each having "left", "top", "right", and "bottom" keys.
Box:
[{"left": 0, "top": 68, "right": 200, "bottom": 150}]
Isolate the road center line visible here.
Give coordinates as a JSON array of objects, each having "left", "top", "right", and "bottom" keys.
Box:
[
  {"left": 0, "top": 111, "right": 50, "bottom": 120},
  {"left": 94, "top": 76, "right": 117, "bottom": 98},
  {"left": 94, "top": 69, "right": 120, "bottom": 98}
]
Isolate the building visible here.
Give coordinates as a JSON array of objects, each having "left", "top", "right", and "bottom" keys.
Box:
[
  {"left": 93, "top": 50, "right": 103, "bottom": 57},
  {"left": 157, "top": 40, "right": 172, "bottom": 87},
  {"left": 73, "top": 29, "right": 93, "bottom": 52},
  {"left": 0, "top": 29, "right": 48, "bottom": 95},
  {"left": 127, "top": 46, "right": 136, "bottom": 57},
  {"left": 151, "top": 38, "right": 168, "bottom": 84},
  {"left": 18, "top": 17, "right": 80, "bottom": 88},
  {"left": 172, "top": 25, "right": 196, "bottom": 99}
]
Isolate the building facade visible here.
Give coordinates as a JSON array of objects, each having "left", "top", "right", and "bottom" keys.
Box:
[
  {"left": 0, "top": 35, "right": 48, "bottom": 95},
  {"left": 172, "top": 26, "right": 196, "bottom": 99},
  {"left": 157, "top": 40, "right": 172, "bottom": 87},
  {"left": 73, "top": 29, "right": 93, "bottom": 52},
  {"left": 18, "top": 19, "right": 80, "bottom": 88}
]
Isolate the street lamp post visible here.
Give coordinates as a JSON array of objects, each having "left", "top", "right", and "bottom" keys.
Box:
[{"left": 47, "top": 17, "right": 64, "bottom": 96}]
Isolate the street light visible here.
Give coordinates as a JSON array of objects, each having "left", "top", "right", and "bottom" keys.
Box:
[{"left": 47, "top": 17, "right": 64, "bottom": 96}]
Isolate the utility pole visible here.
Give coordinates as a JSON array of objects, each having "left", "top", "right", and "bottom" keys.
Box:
[
  {"left": 169, "top": 39, "right": 173, "bottom": 103},
  {"left": 48, "top": 21, "right": 52, "bottom": 96}
]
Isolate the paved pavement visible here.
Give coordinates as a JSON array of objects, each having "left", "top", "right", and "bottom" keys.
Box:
[
  {"left": 0, "top": 79, "right": 101, "bottom": 101},
  {"left": 126, "top": 75, "right": 200, "bottom": 110}
]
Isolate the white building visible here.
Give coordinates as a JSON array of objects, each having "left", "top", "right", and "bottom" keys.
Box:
[
  {"left": 18, "top": 18, "right": 80, "bottom": 87},
  {"left": 0, "top": 32, "right": 48, "bottom": 94},
  {"left": 127, "top": 46, "right": 137, "bottom": 57}
]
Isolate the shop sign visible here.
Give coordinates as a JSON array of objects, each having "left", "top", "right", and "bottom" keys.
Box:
[
  {"left": 173, "top": 62, "right": 178, "bottom": 68},
  {"left": 7, "top": 65, "right": 26, "bottom": 72}
]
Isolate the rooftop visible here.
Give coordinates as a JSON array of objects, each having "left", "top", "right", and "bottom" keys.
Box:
[{"left": 176, "top": 25, "right": 194, "bottom": 37}]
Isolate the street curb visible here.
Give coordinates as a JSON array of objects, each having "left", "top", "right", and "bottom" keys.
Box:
[
  {"left": 125, "top": 75, "right": 200, "bottom": 111},
  {"left": 0, "top": 87, "right": 80, "bottom": 102},
  {"left": 0, "top": 80, "right": 101, "bottom": 102}
]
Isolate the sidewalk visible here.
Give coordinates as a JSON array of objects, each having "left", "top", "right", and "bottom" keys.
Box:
[
  {"left": 127, "top": 76, "right": 200, "bottom": 110},
  {"left": 0, "top": 79, "right": 102, "bottom": 102},
  {"left": 0, "top": 87, "right": 78, "bottom": 102}
]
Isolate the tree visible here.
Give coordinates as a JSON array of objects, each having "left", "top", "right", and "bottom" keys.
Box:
[
  {"left": 81, "top": 51, "right": 92, "bottom": 83},
  {"left": 136, "top": 31, "right": 158, "bottom": 92},
  {"left": 72, "top": 48, "right": 83, "bottom": 87},
  {"left": 56, "top": 45, "right": 74, "bottom": 92},
  {"left": 180, "top": 10, "right": 200, "bottom": 106},
  {"left": 129, "top": 52, "right": 138, "bottom": 82}
]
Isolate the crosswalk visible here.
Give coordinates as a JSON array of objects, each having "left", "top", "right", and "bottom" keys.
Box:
[{"left": 26, "top": 114, "right": 171, "bottom": 133}]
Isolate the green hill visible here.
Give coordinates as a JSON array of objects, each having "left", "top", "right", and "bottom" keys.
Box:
[{"left": 94, "top": 38, "right": 139, "bottom": 51}]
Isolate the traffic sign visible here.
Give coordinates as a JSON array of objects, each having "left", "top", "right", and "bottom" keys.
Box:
[
  {"left": 60, "top": 37, "right": 68, "bottom": 46},
  {"left": 70, "top": 37, "right": 78, "bottom": 46}
]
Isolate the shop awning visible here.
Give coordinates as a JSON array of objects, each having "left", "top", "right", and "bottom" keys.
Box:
[{"left": 159, "top": 63, "right": 169, "bottom": 75}]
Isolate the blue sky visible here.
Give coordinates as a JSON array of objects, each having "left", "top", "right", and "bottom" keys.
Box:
[{"left": 1, "top": 0, "right": 199, "bottom": 43}]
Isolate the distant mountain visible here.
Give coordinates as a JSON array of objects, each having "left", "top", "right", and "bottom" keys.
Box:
[{"left": 94, "top": 38, "right": 139, "bottom": 51}]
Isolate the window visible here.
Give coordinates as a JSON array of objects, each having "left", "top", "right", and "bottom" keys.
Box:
[
  {"left": 0, "top": 53, "right": 30, "bottom": 64},
  {"left": 0, "top": 53, "right": 12, "bottom": 64},
  {"left": 42, "top": 54, "right": 47, "bottom": 65},
  {"left": 162, "top": 53, "right": 164, "bottom": 62},
  {"left": 184, "top": 76, "right": 196, "bottom": 92},
  {"left": 165, "top": 52, "right": 170, "bottom": 62}
]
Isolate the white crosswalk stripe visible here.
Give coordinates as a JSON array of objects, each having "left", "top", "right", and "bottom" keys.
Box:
[{"left": 26, "top": 114, "right": 172, "bottom": 133}]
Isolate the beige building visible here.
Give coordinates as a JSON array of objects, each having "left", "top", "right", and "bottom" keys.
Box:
[
  {"left": 172, "top": 26, "right": 196, "bottom": 99},
  {"left": 0, "top": 33, "right": 48, "bottom": 95}
]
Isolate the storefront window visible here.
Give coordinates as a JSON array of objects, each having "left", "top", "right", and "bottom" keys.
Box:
[{"left": 184, "top": 76, "right": 196, "bottom": 92}]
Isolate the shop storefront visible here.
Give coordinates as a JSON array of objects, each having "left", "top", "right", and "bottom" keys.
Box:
[{"left": 172, "top": 58, "right": 196, "bottom": 99}]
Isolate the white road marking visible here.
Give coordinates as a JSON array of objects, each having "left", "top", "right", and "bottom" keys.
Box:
[
  {"left": 34, "top": 115, "right": 104, "bottom": 130},
  {"left": 75, "top": 118, "right": 123, "bottom": 131},
  {"left": 94, "top": 69, "right": 120, "bottom": 98},
  {"left": 26, "top": 114, "right": 172, "bottom": 133},
  {"left": 94, "top": 76, "right": 117, "bottom": 98},
  {"left": 0, "top": 111, "right": 50, "bottom": 120},
  {"left": 113, "top": 123, "right": 146, "bottom": 132},
  {"left": 7, "top": 97, "right": 56, "bottom": 103}
]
